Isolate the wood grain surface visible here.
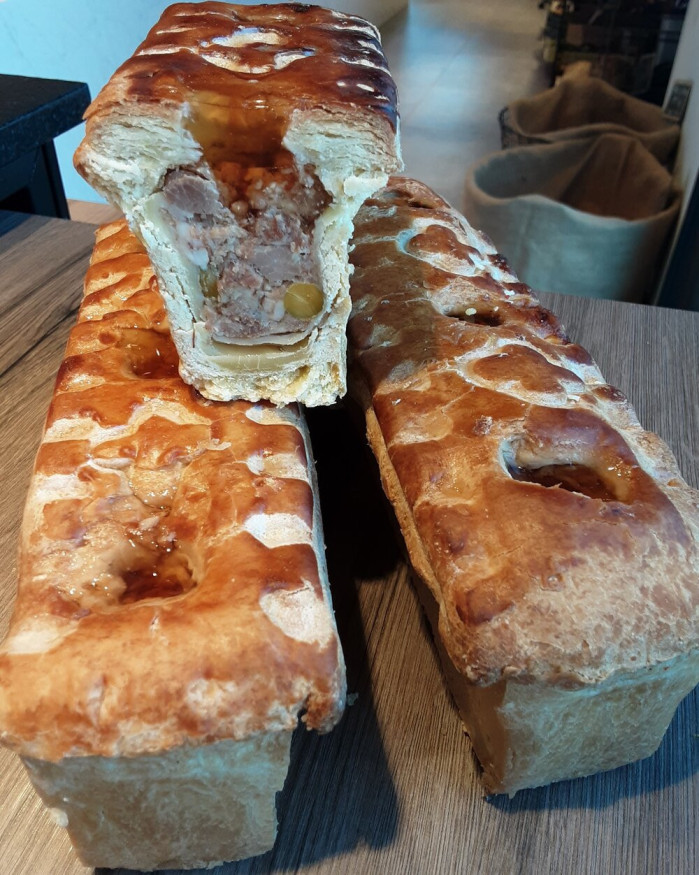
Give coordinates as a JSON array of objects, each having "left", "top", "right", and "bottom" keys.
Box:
[{"left": 0, "top": 214, "right": 696, "bottom": 875}]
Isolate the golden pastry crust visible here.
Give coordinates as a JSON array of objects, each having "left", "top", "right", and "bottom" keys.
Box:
[
  {"left": 0, "top": 220, "right": 345, "bottom": 763},
  {"left": 347, "top": 177, "right": 699, "bottom": 793},
  {"left": 80, "top": 2, "right": 399, "bottom": 145},
  {"left": 74, "top": 2, "right": 403, "bottom": 406}
]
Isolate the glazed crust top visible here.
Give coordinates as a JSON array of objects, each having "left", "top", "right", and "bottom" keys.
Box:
[
  {"left": 348, "top": 177, "right": 699, "bottom": 687},
  {"left": 0, "top": 221, "right": 345, "bottom": 761},
  {"left": 81, "top": 1, "right": 398, "bottom": 162}
]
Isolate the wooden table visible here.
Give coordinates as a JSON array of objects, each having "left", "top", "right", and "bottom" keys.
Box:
[{"left": 0, "top": 212, "right": 697, "bottom": 875}]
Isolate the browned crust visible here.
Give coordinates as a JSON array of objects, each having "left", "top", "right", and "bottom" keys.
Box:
[
  {"left": 347, "top": 177, "right": 699, "bottom": 688},
  {"left": 75, "top": 1, "right": 399, "bottom": 177},
  {"left": 87, "top": 2, "right": 398, "bottom": 125},
  {"left": 0, "top": 220, "right": 345, "bottom": 762}
]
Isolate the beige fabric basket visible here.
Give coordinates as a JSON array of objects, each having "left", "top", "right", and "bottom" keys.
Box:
[
  {"left": 500, "top": 78, "right": 680, "bottom": 165},
  {"left": 463, "top": 134, "right": 680, "bottom": 303}
]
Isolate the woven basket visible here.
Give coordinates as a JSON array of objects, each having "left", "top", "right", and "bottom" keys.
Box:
[
  {"left": 498, "top": 107, "right": 548, "bottom": 149},
  {"left": 498, "top": 79, "right": 679, "bottom": 164}
]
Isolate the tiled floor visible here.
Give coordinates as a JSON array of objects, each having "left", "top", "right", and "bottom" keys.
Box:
[
  {"left": 69, "top": 0, "right": 550, "bottom": 224},
  {"left": 381, "top": 0, "right": 550, "bottom": 214}
]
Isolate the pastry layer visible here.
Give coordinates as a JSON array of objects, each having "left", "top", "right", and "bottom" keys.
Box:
[{"left": 22, "top": 733, "right": 291, "bottom": 870}]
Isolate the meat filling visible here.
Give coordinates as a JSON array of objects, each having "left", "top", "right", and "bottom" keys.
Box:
[{"left": 160, "top": 153, "right": 330, "bottom": 343}]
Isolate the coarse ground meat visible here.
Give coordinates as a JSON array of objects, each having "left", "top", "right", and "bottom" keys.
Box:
[{"left": 160, "top": 152, "right": 329, "bottom": 342}]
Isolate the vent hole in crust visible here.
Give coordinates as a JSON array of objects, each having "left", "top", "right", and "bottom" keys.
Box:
[
  {"left": 506, "top": 461, "right": 618, "bottom": 502},
  {"left": 119, "top": 541, "right": 196, "bottom": 605},
  {"left": 118, "top": 329, "right": 179, "bottom": 379},
  {"left": 407, "top": 196, "right": 439, "bottom": 210},
  {"left": 444, "top": 307, "right": 503, "bottom": 327}
]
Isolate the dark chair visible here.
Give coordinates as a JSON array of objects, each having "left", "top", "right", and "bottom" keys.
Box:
[{"left": 0, "top": 74, "right": 90, "bottom": 219}]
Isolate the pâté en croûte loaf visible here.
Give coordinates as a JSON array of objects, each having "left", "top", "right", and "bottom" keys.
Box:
[
  {"left": 0, "top": 220, "right": 346, "bottom": 869},
  {"left": 75, "top": 1, "right": 402, "bottom": 406},
  {"left": 347, "top": 177, "right": 699, "bottom": 796}
]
